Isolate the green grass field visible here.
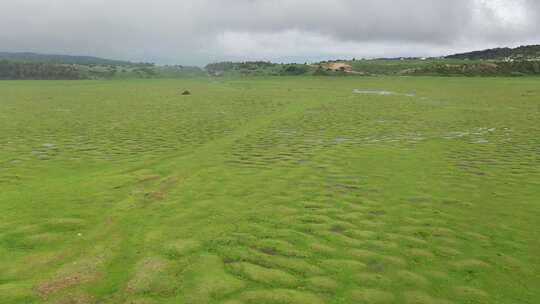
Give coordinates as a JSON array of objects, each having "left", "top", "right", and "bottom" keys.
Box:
[{"left": 1, "top": 77, "right": 539, "bottom": 304}]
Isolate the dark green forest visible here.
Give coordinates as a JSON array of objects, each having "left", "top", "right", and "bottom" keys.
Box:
[
  {"left": 0, "top": 61, "right": 84, "bottom": 80},
  {"left": 402, "top": 61, "right": 540, "bottom": 76},
  {"left": 447, "top": 45, "right": 540, "bottom": 60}
]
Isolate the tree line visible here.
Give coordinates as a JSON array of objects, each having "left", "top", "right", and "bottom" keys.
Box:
[{"left": 0, "top": 60, "right": 85, "bottom": 80}]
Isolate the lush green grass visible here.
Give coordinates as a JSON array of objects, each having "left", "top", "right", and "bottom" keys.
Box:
[{"left": 0, "top": 77, "right": 539, "bottom": 304}]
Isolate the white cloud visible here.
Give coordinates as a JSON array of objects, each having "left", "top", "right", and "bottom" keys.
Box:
[
  {"left": 215, "top": 30, "right": 515, "bottom": 63},
  {"left": 473, "top": 0, "right": 533, "bottom": 35},
  {"left": 0, "top": 0, "right": 539, "bottom": 65}
]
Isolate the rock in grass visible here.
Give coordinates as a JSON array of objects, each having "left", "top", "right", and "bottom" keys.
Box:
[{"left": 181, "top": 90, "right": 191, "bottom": 95}]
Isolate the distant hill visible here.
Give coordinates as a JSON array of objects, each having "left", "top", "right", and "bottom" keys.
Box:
[
  {"left": 3, "top": 45, "right": 540, "bottom": 80},
  {"left": 446, "top": 45, "right": 540, "bottom": 61},
  {"left": 0, "top": 52, "right": 137, "bottom": 66},
  {"left": 205, "top": 61, "right": 313, "bottom": 76}
]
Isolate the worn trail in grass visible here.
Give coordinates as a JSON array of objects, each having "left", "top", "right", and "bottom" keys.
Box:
[{"left": 0, "top": 77, "right": 539, "bottom": 303}]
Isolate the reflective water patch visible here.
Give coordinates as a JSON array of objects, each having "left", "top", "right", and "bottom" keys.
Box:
[{"left": 353, "top": 89, "right": 416, "bottom": 97}]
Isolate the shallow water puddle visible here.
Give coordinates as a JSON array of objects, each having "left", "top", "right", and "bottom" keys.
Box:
[{"left": 353, "top": 89, "right": 415, "bottom": 97}]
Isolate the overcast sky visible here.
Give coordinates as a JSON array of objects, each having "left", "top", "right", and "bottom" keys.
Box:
[{"left": 1, "top": 0, "right": 539, "bottom": 65}]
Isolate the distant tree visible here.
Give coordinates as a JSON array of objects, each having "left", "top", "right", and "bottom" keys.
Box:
[
  {"left": 313, "top": 65, "right": 329, "bottom": 76},
  {"left": 280, "top": 64, "right": 309, "bottom": 76},
  {"left": 0, "top": 60, "right": 85, "bottom": 80}
]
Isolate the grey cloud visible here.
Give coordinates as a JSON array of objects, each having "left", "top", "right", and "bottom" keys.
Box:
[{"left": 0, "top": 0, "right": 539, "bottom": 65}]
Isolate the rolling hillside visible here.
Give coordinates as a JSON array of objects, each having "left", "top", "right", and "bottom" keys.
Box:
[
  {"left": 0, "top": 52, "right": 136, "bottom": 66},
  {"left": 446, "top": 45, "right": 540, "bottom": 61}
]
